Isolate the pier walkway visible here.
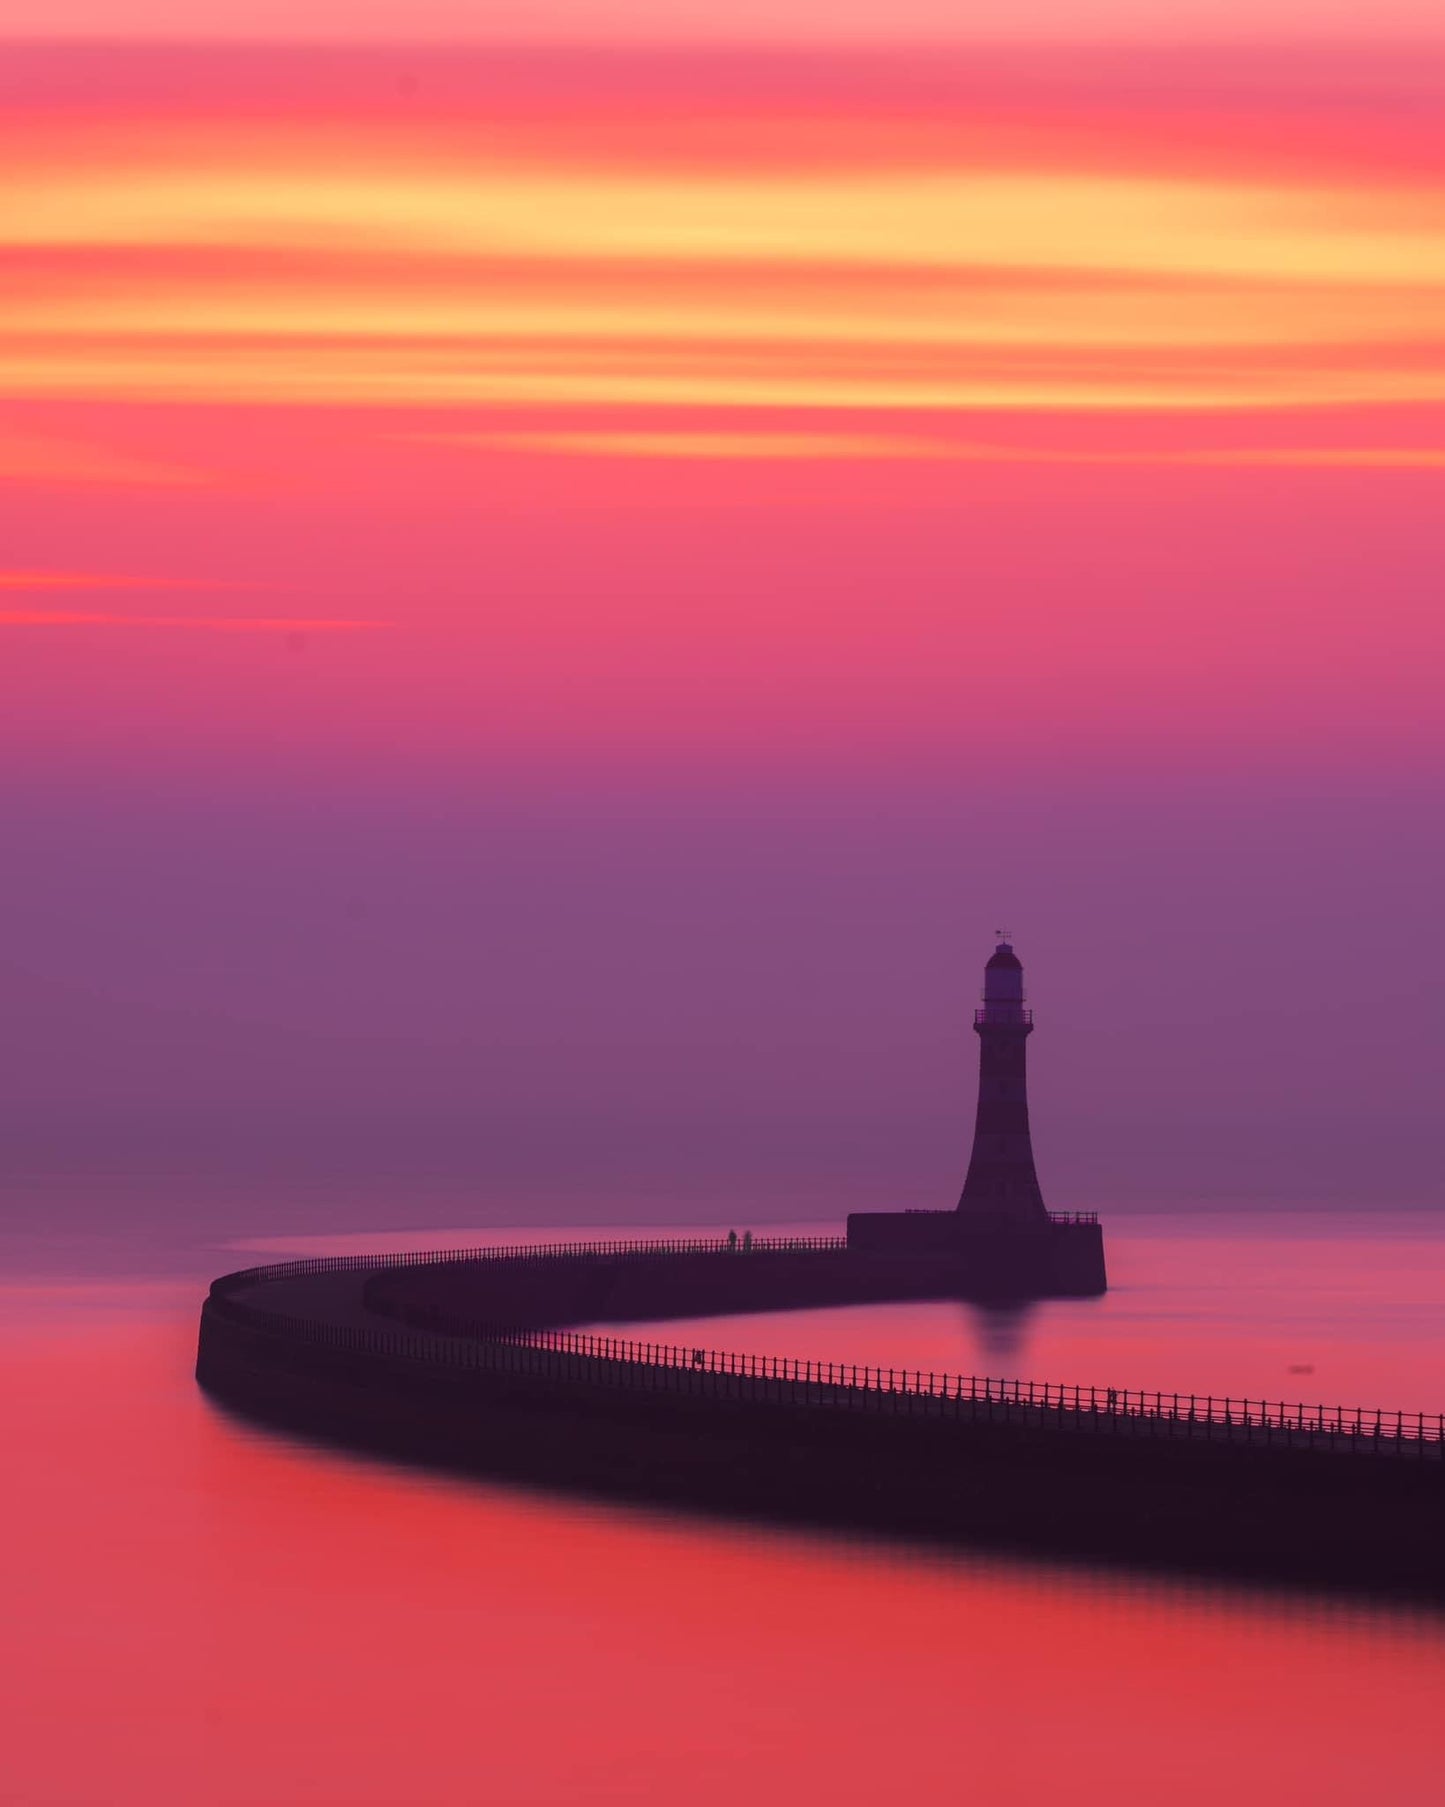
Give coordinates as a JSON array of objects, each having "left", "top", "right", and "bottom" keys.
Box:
[{"left": 210, "top": 1240, "right": 1445, "bottom": 1467}]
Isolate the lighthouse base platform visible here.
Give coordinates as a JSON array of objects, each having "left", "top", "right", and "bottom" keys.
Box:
[{"left": 844, "top": 1211, "right": 1106, "bottom": 1298}]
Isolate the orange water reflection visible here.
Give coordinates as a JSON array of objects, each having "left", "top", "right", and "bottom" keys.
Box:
[{"left": 5, "top": 1219, "right": 1445, "bottom": 1803}]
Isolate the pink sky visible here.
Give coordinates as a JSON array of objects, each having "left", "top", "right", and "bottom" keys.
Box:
[
  {"left": 1, "top": 23, "right": 1441, "bottom": 1224},
  {"left": 8, "top": 0, "right": 1445, "bottom": 40}
]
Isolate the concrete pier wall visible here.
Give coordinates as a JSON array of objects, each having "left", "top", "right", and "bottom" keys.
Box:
[
  {"left": 359, "top": 1235, "right": 1102, "bottom": 1335},
  {"left": 196, "top": 1244, "right": 1444, "bottom": 1603},
  {"left": 843, "top": 1215, "right": 1105, "bottom": 1295}
]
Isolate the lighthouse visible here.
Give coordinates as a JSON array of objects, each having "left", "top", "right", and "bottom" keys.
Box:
[
  {"left": 843, "top": 933, "right": 1103, "bottom": 1293},
  {"left": 956, "top": 939, "right": 1049, "bottom": 1228}
]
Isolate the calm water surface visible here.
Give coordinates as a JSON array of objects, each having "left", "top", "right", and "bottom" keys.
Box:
[
  {"left": 4, "top": 1211, "right": 1444, "bottom": 1805},
  {"left": 613, "top": 1212, "right": 1445, "bottom": 1415}
]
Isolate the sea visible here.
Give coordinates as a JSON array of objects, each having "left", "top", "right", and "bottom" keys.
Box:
[{"left": 5, "top": 1207, "right": 1445, "bottom": 1805}]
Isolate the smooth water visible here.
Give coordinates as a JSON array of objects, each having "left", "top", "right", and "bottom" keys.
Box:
[
  {"left": 608, "top": 1213, "right": 1445, "bottom": 1417},
  {"left": 4, "top": 1212, "right": 1444, "bottom": 1805}
]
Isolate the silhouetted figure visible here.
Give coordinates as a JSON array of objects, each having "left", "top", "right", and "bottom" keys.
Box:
[{"left": 727, "top": 1229, "right": 738, "bottom": 1252}]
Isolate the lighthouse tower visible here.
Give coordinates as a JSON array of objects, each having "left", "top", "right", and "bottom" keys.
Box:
[
  {"left": 957, "top": 939, "right": 1049, "bottom": 1227},
  {"left": 844, "top": 931, "right": 1103, "bottom": 1290}
]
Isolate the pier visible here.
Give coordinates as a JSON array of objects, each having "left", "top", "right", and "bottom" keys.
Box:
[{"left": 197, "top": 1237, "right": 1445, "bottom": 1604}]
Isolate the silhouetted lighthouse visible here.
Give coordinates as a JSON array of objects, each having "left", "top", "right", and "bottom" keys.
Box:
[
  {"left": 845, "top": 932, "right": 1102, "bottom": 1290},
  {"left": 957, "top": 938, "right": 1048, "bottom": 1227}
]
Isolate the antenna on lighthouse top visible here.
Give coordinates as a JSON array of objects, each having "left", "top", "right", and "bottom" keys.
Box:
[{"left": 995, "top": 926, "right": 1012, "bottom": 944}]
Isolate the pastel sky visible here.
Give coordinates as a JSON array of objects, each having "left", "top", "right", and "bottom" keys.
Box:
[{"left": 2, "top": 6, "right": 1441, "bottom": 1234}]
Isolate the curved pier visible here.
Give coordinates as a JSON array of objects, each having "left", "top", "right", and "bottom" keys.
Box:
[{"left": 197, "top": 1238, "right": 1445, "bottom": 1603}]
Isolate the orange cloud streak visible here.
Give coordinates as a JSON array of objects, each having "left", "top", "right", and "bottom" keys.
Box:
[
  {"left": 0, "top": 570, "right": 247, "bottom": 590},
  {"left": 1, "top": 44, "right": 1442, "bottom": 446},
  {"left": 427, "top": 428, "right": 1445, "bottom": 467},
  {"left": 0, "top": 570, "right": 390, "bottom": 629},
  {"left": 0, "top": 609, "right": 390, "bottom": 631}
]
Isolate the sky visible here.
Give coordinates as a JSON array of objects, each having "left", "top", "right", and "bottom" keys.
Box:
[{"left": 2, "top": 3, "right": 1442, "bottom": 1238}]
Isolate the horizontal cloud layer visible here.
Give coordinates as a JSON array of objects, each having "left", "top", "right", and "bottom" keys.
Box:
[{"left": 2, "top": 44, "right": 1443, "bottom": 428}]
